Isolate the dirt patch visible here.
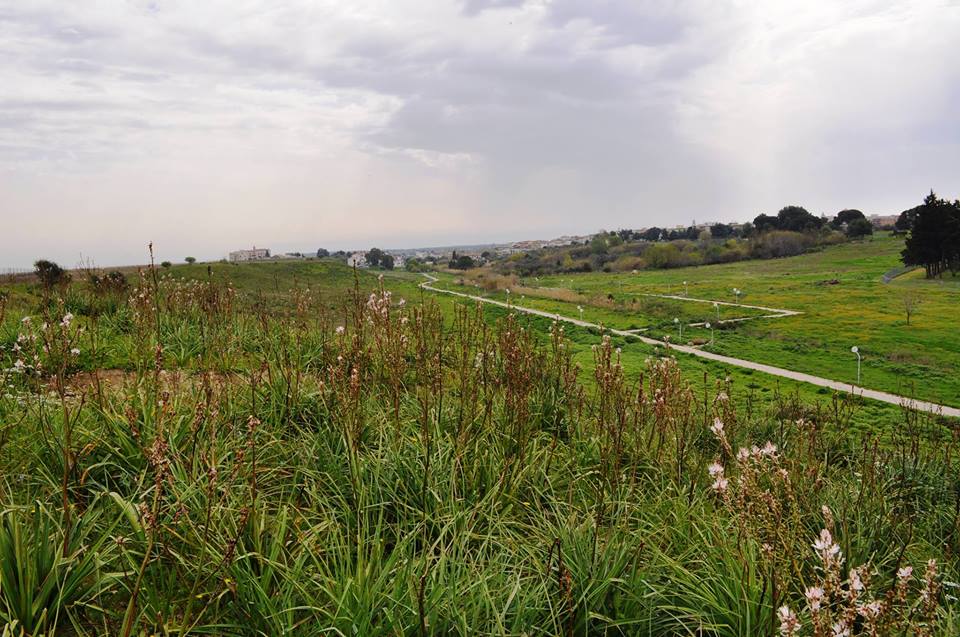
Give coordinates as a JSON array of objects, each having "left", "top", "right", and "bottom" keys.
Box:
[{"left": 885, "top": 350, "right": 934, "bottom": 367}]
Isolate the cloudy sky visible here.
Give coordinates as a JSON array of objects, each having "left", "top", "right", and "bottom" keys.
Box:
[{"left": 1, "top": 0, "right": 958, "bottom": 267}]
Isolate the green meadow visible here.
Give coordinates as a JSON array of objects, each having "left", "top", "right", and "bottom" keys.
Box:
[
  {"left": 0, "top": 245, "right": 957, "bottom": 635},
  {"left": 439, "top": 233, "right": 960, "bottom": 409}
]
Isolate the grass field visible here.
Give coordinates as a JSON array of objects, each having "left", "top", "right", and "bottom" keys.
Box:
[
  {"left": 436, "top": 233, "right": 960, "bottom": 409},
  {"left": 0, "top": 249, "right": 957, "bottom": 635}
]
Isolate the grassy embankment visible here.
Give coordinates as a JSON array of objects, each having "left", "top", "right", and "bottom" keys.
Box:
[{"left": 0, "top": 256, "right": 956, "bottom": 635}]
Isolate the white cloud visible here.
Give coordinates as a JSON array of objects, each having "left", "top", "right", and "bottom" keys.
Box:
[{"left": 0, "top": 0, "right": 957, "bottom": 266}]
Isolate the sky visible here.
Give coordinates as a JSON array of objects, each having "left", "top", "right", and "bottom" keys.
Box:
[{"left": 1, "top": 0, "right": 958, "bottom": 268}]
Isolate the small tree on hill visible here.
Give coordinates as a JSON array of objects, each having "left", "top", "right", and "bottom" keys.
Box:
[
  {"left": 450, "top": 254, "right": 475, "bottom": 270},
  {"left": 710, "top": 223, "right": 734, "bottom": 238},
  {"left": 640, "top": 227, "right": 663, "bottom": 241},
  {"left": 161, "top": 261, "right": 172, "bottom": 269},
  {"left": 846, "top": 218, "right": 873, "bottom": 238},
  {"left": 776, "top": 205, "right": 822, "bottom": 232},
  {"left": 590, "top": 235, "right": 609, "bottom": 255},
  {"left": 185, "top": 256, "right": 196, "bottom": 264},
  {"left": 832, "top": 209, "right": 866, "bottom": 228},
  {"left": 752, "top": 214, "right": 779, "bottom": 233},
  {"left": 34, "top": 259, "right": 69, "bottom": 289},
  {"left": 902, "top": 290, "right": 922, "bottom": 326},
  {"left": 366, "top": 248, "right": 384, "bottom": 268},
  {"left": 895, "top": 206, "right": 920, "bottom": 232}
]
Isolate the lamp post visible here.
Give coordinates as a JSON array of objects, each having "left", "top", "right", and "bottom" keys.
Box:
[
  {"left": 578, "top": 305, "right": 584, "bottom": 322},
  {"left": 733, "top": 288, "right": 741, "bottom": 304},
  {"left": 683, "top": 280, "right": 688, "bottom": 296},
  {"left": 851, "top": 346, "right": 861, "bottom": 384},
  {"left": 713, "top": 301, "right": 720, "bottom": 321},
  {"left": 706, "top": 321, "right": 713, "bottom": 346},
  {"left": 674, "top": 317, "right": 682, "bottom": 341},
  {"left": 505, "top": 288, "right": 510, "bottom": 307}
]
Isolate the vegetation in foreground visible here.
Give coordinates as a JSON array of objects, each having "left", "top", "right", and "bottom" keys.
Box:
[{"left": 0, "top": 257, "right": 958, "bottom": 636}]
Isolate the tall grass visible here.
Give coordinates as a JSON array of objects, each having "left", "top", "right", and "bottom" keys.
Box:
[{"left": 0, "top": 265, "right": 956, "bottom": 635}]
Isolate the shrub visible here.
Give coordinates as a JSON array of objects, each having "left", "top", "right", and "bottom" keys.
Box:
[
  {"left": 750, "top": 230, "right": 812, "bottom": 258},
  {"left": 33, "top": 259, "right": 70, "bottom": 289},
  {"left": 846, "top": 218, "right": 874, "bottom": 238}
]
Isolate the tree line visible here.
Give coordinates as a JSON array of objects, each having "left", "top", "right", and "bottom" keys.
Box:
[
  {"left": 900, "top": 191, "right": 960, "bottom": 278},
  {"left": 617, "top": 205, "right": 873, "bottom": 247},
  {"left": 498, "top": 205, "right": 877, "bottom": 276}
]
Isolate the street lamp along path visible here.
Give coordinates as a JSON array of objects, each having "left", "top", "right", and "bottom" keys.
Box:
[{"left": 851, "top": 346, "right": 861, "bottom": 384}]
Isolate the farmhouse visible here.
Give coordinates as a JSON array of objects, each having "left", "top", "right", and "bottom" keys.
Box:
[
  {"left": 347, "top": 252, "right": 367, "bottom": 268},
  {"left": 229, "top": 246, "right": 271, "bottom": 262}
]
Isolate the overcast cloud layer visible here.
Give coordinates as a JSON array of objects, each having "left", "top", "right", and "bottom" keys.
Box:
[{"left": 1, "top": 0, "right": 958, "bottom": 267}]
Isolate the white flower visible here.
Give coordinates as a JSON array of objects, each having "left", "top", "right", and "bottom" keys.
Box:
[
  {"left": 709, "top": 418, "right": 724, "bottom": 437},
  {"left": 777, "top": 606, "right": 800, "bottom": 636},
  {"left": 61, "top": 313, "right": 74, "bottom": 327},
  {"left": 805, "top": 586, "right": 824, "bottom": 611},
  {"left": 849, "top": 567, "right": 865, "bottom": 592},
  {"left": 14, "top": 359, "right": 25, "bottom": 371},
  {"left": 335, "top": 326, "right": 345, "bottom": 335},
  {"left": 21, "top": 316, "right": 31, "bottom": 324},
  {"left": 736, "top": 447, "right": 750, "bottom": 462},
  {"left": 711, "top": 477, "right": 728, "bottom": 493},
  {"left": 708, "top": 462, "right": 724, "bottom": 477},
  {"left": 897, "top": 566, "right": 913, "bottom": 580},
  {"left": 761, "top": 441, "right": 778, "bottom": 457},
  {"left": 813, "top": 529, "right": 841, "bottom": 563},
  {"left": 831, "top": 621, "right": 850, "bottom": 637},
  {"left": 858, "top": 600, "right": 882, "bottom": 618},
  {"left": 70, "top": 348, "right": 80, "bottom": 355}
]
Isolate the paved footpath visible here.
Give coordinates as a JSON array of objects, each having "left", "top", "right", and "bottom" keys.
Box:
[{"left": 420, "top": 275, "right": 960, "bottom": 419}]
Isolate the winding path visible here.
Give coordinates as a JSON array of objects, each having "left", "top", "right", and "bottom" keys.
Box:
[
  {"left": 631, "top": 292, "right": 802, "bottom": 327},
  {"left": 420, "top": 274, "right": 960, "bottom": 419}
]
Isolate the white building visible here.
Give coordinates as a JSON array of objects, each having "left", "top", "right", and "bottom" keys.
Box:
[
  {"left": 347, "top": 252, "right": 367, "bottom": 268},
  {"left": 229, "top": 246, "right": 270, "bottom": 262}
]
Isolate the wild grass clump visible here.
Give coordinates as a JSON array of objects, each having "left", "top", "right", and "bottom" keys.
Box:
[{"left": 0, "top": 264, "right": 957, "bottom": 635}]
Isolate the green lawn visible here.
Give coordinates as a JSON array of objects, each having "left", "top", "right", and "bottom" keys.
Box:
[{"left": 435, "top": 234, "right": 960, "bottom": 408}]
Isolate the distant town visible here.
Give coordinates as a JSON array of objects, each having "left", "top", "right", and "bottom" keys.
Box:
[
  {"left": 228, "top": 235, "right": 594, "bottom": 268},
  {"left": 226, "top": 212, "right": 901, "bottom": 270}
]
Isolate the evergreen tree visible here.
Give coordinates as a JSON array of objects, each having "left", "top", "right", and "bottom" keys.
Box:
[{"left": 902, "top": 191, "right": 960, "bottom": 278}]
